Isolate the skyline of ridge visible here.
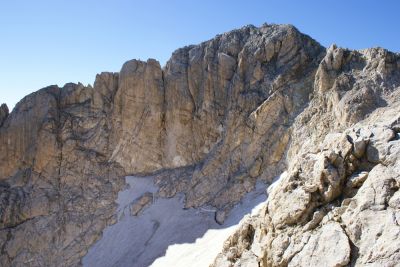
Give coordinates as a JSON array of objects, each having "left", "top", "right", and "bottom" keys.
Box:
[{"left": 1, "top": 0, "right": 399, "bottom": 109}]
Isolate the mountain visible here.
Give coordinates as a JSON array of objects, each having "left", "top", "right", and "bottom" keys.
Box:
[{"left": 0, "top": 23, "right": 399, "bottom": 267}]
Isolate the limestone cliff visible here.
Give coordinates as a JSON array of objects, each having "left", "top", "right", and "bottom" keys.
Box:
[{"left": 0, "top": 23, "right": 399, "bottom": 267}]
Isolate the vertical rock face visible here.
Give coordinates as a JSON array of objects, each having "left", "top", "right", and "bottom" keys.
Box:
[
  {"left": 0, "top": 80, "right": 124, "bottom": 266},
  {"left": 157, "top": 24, "right": 325, "bottom": 210},
  {"left": 0, "top": 23, "right": 399, "bottom": 266},
  {"left": 0, "top": 104, "right": 8, "bottom": 127},
  {"left": 110, "top": 59, "right": 165, "bottom": 173}
]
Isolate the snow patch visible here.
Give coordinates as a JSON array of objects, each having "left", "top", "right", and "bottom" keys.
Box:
[{"left": 82, "top": 175, "right": 281, "bottom": 267}]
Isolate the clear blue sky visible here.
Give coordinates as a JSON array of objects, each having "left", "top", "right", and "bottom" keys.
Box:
[{"left": 1, "top": 0, "right": 399, "bottom": 110}]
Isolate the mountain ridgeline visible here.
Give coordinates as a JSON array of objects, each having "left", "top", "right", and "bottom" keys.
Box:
[{"left": 0, "top": 24, "right": 399, "bottom": 266}]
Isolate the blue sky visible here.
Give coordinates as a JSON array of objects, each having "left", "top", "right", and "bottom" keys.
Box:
[{"left": 1, "top": 0, "right": 399, "bottom": 109}]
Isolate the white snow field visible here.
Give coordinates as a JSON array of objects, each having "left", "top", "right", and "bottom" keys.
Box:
[{"left": 82, "top": 175, "right": 273, "bottom": 267}]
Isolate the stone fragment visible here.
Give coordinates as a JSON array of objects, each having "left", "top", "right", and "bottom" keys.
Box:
[
  {"left": 288, "top": 223, "right": 351, "bottom": 267},
  {"left": 347, "top": 171, "right": 369, "bottom": 188},
  {"left": 215, "top": 210, "right": 228, "bottom": 225},
  {"left": 130, "top": 192, "right": 154, "bottom": 216},
  {"left": 353, "top": 136, "right": 367, "bottom": 158}
]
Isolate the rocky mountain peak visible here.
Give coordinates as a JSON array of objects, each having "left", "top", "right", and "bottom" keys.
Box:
[{"left": 0, "top": 24, "right": 399, "bottom": 267}]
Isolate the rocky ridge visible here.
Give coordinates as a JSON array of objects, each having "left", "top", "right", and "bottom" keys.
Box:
[
  {"left": 0, "top": 23, "right": 399, "bottom": 266},
  {"left": 213, "top": 44, "right": 400, "bottom": 266}
]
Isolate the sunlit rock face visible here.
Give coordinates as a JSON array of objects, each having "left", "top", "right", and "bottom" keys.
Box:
[
  {"left": 212, "top": 47, "right": 400, "bottom": 266},
  {"left": 1, "top": 23, "right": 400, "bottom": 267}
]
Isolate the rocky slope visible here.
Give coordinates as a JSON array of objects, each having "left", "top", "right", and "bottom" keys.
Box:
[
  {"left": 212, "top": 44, "right": 400, "bottom": 266},
  {"left": 0, "top": 23, "right": 399, "bottom": 266}
]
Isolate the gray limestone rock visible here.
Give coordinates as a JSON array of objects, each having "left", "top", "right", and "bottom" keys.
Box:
[{"left": 0, "top": 23, "right": 400, "bottom": 267}]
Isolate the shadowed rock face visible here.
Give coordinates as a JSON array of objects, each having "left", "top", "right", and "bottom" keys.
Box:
[
  {"left": 0, "top": 23, "right": 399, "bottom": 266},
  {"left": 0, "top": 104, "right": 8, "bottom": 127}
]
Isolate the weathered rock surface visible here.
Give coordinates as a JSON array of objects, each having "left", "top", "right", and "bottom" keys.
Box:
[
  {"left": 0, "top": 23, "right": 399, "bottom": 266},
  {"left": 0, "top": 104, "right": 8, "bottom": 127},
  {"left": 213, "top": 44, "right": 400, "bottom": 267},
  {"left": 0, "top": 81, "right": 125, "bottom": 266}
]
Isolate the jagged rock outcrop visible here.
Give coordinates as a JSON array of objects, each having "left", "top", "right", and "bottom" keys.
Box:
[
  {"left": 0, "top": 23, "right": 399, "bottom": 267},
  {"left": 212, "top": 44, "right": 400, "bottom": 267},
  {"left": 0, "top": 104, "right": 8, "bottom": 127},
  {"left": 0, "top": 81, "right": 125, "bottom": 266}
]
